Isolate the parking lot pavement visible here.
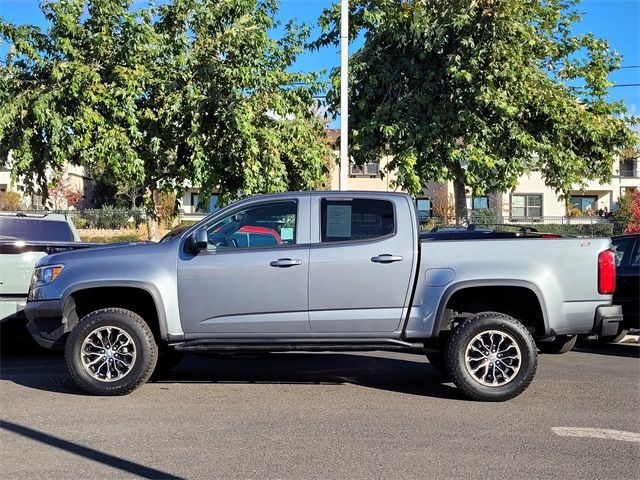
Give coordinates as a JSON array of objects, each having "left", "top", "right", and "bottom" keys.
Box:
[{"left": 1, "top": 330, "right": 639, "bottom": 480}]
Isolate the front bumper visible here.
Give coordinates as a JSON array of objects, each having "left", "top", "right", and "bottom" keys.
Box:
[
  {"left": 24, "top": 299, "right": 66, "bottom": 350},
  {"left": 593, "top": 305, "right": 624, "bottom": 337}
]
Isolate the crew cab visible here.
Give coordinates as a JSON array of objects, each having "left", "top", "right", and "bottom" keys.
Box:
[{"left": 24, "top": 192, "right": 622, "bottom": 401}]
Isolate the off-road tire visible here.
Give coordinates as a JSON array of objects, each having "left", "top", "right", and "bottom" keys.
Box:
[
  {"left": 445, "top": 312, "right": 538, "bottom": 402},
  {"left": 65, "top": 308, "right": 158, "bottom": 396},
  {"left": 536, "top": 335, "right": 577, "bottom": 354}
]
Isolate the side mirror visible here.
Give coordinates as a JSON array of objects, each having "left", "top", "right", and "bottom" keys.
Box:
[{"left": 186, "top": 227, "right": 208, "bottom": 254}]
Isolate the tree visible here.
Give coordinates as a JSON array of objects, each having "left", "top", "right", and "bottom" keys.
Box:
[
  {"left": 0, "top": 0, "right": 331, "bottom": 239},
  {"left": 615, "top": 190, "right": 640, "bottom": 234},
  {"left": 315, "top": 0, "right": 638, "bottom": 220},
  {"left": 48, "top": 174, "right": 84, "bottom": 210}
]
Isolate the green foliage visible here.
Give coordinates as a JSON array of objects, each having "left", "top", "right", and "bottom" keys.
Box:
[
  {"left": 0, "top": 0, "right": 331, "bottom": 238},
  {"left": 315, "top": 0, "right": 638, "bottom": 216}
]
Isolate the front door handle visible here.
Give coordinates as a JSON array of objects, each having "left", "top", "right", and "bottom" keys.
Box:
[
  {"left": 371, "top": 254, "right": 403, "bottom": 263},
  {"left": 270, "top": 258, "right": 303, "bottom": 268}
]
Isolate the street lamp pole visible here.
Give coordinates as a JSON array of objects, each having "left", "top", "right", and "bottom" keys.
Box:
[{"left": 339, "top": 0, "right": 349, "bottom": 191}]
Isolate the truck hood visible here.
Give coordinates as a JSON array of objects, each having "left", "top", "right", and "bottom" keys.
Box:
[{"left": 35, "top": 241, "right": 160, "bottom": 267}]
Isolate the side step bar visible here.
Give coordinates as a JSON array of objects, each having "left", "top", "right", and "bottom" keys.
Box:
[{"left": 173, "top": 338, "right": 426, "bottom": 353}]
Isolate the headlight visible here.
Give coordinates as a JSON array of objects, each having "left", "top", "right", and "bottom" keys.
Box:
[{"left": 31, "top": 264, "right": 65, "bottom": 287}]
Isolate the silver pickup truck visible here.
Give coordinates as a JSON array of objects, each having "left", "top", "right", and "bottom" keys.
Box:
[{"left": 24, "top": 191, "right": 622, "bottom": 401}]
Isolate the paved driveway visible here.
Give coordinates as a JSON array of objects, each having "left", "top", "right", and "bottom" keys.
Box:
[{"left": 1, "top": 329, "right": 638, "bottom": 479}]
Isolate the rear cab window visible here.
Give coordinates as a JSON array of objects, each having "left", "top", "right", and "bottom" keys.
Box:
[
  {"left": 320, "top": 198, "right": 395, "bottom": 243},
  {"left": 0, "top": 217, "right": 74, "bottom": 242}
]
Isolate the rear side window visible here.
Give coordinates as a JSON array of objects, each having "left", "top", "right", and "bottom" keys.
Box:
[
  {"left": 320, "top": 198, "right": 395, "bottom": 242},
  {"left": 0, "top": 217, "right": 74, "bottom": 242}
]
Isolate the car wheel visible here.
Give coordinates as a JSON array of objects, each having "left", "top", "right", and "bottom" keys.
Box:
[
  {"left": 597, "top": 328, "right": 629, "bottom": 344},
  {"left": 536, "top": 335, "right": 577, "bottom": 354},
  {"left": 445, "top": 312, "right": 538, "bottom": 402},
  {"left": 65, "top": 308, "right": 158, "bottom": 395}
]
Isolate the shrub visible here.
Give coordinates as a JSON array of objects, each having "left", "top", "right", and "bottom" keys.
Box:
[{"left": 0, "top": 191, "right": 22, "bottom": 211}]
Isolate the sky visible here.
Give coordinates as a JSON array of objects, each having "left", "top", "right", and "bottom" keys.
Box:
[{"left": 1, "top": 0, "right": 639, "bottom": 128}]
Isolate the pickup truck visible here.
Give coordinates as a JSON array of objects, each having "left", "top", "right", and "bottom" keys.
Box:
[
  {"left": 24, "top": 191, "right": 622, "bottom": 401},
  {"left": 0, "top": 213, "right": 96, "bottom": 323}
]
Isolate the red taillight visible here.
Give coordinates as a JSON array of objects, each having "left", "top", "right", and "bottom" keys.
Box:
[{"left": 598, "top": 249, "right": 616, "bottom": 294}]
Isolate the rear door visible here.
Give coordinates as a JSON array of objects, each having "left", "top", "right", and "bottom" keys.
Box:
[{"left": 308, "top": 195, "right": 415, "bottom": 333}]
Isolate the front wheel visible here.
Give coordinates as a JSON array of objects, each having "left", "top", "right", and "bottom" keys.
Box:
[
  {"left": 445, "top": 312, "right": 538, "bottom": 402},
  {"left": 65, "top": 308, "right": 158, "bottom": 395}
]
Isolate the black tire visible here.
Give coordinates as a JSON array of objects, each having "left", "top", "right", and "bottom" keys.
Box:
[
  {"left": 536, "top": 335, "right": 577, "bottom": 354},
  {"left": 445, "top": 312, "right": 538, "bottom": 402},
  {"left": 151, "top": 349, "right": 185, "bottom": 379},
  {"left": 597, "top": 328, "right": 628, "bottom": 344},
  {"left": 65, "top": 308, "right": 158, "bottom": 396}
]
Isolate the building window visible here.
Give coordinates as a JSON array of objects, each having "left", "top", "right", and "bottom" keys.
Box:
[
  {"left": 350, "top": 162, "right": 379, "bottom": 177},
  {"left": 511, "top": 194, "right": 542, "bottom": 219},
  {"left": 466, "top": 196, "right": 489, "bottom": 211},
  {"left": 619, "top": 158, "right": 637, "bottom": 178},
  {"left": 416, "top": 198, "right": 432, "bottom": 221},
  {"left": 569, "top": 195, "right": 598, "bottom": 214}
]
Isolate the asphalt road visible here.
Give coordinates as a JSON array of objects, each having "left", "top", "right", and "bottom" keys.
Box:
[{"left": 1, "top": 327, "right": 638, "bottom": 480}]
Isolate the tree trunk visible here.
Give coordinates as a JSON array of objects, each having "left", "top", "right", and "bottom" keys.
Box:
[
  {"left": 452, "top": 162, "right": 468, "bottom": 224},
  {"left": 146, "top": 186, "right": 161, "bottom": 242}
]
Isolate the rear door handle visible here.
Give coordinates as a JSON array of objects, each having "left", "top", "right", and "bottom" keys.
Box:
[
  {"left": 371, "top": 254, "right": 403, "bottom": 263},
  {"left": 270, "top": 258, "right": 303, "bottom": 268}
]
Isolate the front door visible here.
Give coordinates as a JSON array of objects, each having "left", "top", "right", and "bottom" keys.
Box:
[{"left": 178, "top": 198, "right": 310, "bottom": 335}]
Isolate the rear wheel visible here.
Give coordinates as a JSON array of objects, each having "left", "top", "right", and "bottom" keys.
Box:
[
  {"left": 65, "top": 308, "right": 158, "bottom": 395},
  {"left": 536, "top": 335, "right": 577, "bottom": 354},
  {"left": 445, "top": 312, "right": 538, "bottom": 402}
]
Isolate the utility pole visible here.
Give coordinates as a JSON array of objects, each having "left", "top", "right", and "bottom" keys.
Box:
[{"left": 339, "top": 0, "right": 349, "bottom": 191}]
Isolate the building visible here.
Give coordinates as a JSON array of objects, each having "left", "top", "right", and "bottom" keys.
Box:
[{"left": 0, "top": 162, "right": 92, "bottom": 210}]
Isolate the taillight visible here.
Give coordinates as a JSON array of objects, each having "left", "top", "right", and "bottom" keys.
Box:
[{"left": 598, "top": 249, "right": 616, "bottom": 294}]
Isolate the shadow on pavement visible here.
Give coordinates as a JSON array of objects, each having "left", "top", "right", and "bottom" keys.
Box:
[
  {"left": 0, "top": 420, "right": 184, "bottom": 479},
  {"left": 153, "top": 352, "right": 465, "bottom": 400},
  {"left": 573, "top": 340, "right": 640, "bottom": 359},
  {"left": 1, "top": 336, "right": 464, "bottom": 399}
]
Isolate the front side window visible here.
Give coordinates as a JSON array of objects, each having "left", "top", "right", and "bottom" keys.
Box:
[
  {"left": 205, "top": 201, "right": 296, "bottom": 250},
  {"left": 511, "top": 194, "right": 542, "bottom": 219},
  {"left": 320, "top": 198, "right": 395, "bottom": 242}
]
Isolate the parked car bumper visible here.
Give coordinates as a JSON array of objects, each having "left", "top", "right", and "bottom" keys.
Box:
[
  {"left": 24, "top": 299, "right": 66, "bottom": 350},
  {"left": 593, "top": 305, "right": 623, "bottom": 337},
  {"left": 0, "top": 297, "right": 27, "bottom": 324}
]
